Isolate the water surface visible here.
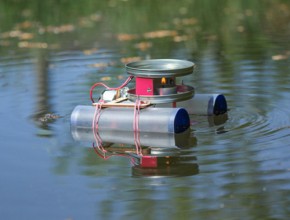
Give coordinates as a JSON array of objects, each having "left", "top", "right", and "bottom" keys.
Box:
[{"left": 1, "top": 1, "right": 290, "bottom": 219}]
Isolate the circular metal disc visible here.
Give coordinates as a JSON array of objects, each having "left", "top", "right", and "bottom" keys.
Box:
[{"left": 126, "top": 59, "right": 195, "bottom": 78}]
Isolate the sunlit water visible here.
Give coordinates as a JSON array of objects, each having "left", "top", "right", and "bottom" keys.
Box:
[{"left": 1, "top": 26, "right": 290, "bottom": 220}]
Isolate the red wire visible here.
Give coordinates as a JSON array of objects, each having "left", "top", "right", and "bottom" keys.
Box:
[
  {"left": 92, "top": 103, "right": 106, "bottom": 153},
  {"left": 133, "top": 98, "right": 142, "bottom": 156},
  {"left": 90, "top": 75, "right": 139, "bottom": 163},
  {"left": 90, "top": 75, "right": 134, "bottom": 103},
  {"left": 92, "top": 143, "right": 136, "bottom": 162}
]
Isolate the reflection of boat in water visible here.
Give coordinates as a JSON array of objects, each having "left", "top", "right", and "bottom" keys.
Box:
[
  {"left": 132, "top": 163, "right": 199, "bottom": 177},
  {"left": 71, "top": 126, "right": 196, "bottom": 149},
  {"left": 131, "top": 148, "right": 199, "bottom": 177},
  {"left": 71, "top": 120, "right": 199, "bottom": 177}
]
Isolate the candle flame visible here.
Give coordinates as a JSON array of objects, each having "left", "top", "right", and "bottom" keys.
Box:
[{"left": 161, "top": 77, "right": 166, "bottom": 84}]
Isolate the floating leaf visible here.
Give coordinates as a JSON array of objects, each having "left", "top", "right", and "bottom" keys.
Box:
[
  {"left": 89, "top": 62, "right": 116, "bottom": 68},
  {"left": 89, "top": 63, "right": 109, "bottom": 68},
  {"left": 117, "top": 33, "right": 139, "bottom": 41},
  {"left": 134, "top": 41, "right": 152, "bottom": 51},
  {"left": 44, "top": 24, "right": 75, "bottom": 34},
  {"left": 120, "top": 57, "right": 141, "bottom": 64},
  {"left": 143, "top": 30, "right": 177, "bottom": 39},
  {"left": 83, "top": 48, "right": 98, "bottom": 55},
  {"left": 173, "top": 35, "right": 189, "bottom": 42},
  {"left": 0, "top": 30, "right": 22, "bottom": 39},
  {"left": 100, "top": 76, "right": 112, "bottom": 81},
  {"left": 19, "top": 32, "right": 34, "bottom": 40},
  {"left": 18, "top": 41, "right": 48, "bottom": 49},
  {"left": 15, "top": 21, "right": 34, "bottom": 29},
  {"left": 272, "top": 54, "right": 288, "bottom": 60}
]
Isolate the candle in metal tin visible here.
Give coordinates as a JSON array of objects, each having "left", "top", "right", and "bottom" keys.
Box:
[{"left": 157, "top": 77, "right": 177, "bottom": 95}]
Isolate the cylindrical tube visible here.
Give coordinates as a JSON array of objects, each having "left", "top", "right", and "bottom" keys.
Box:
[
  {"left": 71, "top": 106, "right": 190, "bottom": 134},
  {"left": 181, "top": 94, "right": 227, "bottom": 115},
  {"left": 157, "top": 94, "right": 227, "bottom": 115},
  {"left": 71, "top": 128, "right": 193, "bottom": 148}
]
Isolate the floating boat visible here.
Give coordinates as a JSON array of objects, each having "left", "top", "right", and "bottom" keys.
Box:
[{"left": 70, "top": 59, "right": 227, "bottom": 168}]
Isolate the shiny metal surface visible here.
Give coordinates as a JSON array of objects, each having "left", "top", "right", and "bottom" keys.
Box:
[
  {"left": 125, "top": 59, "right": 195, "bottom": 78},
  {"left": 127, "top": 85, "right": 195, "bottom": 104},
  {"left": 150, "top": 147, "right": 181, "bottom": 156}
]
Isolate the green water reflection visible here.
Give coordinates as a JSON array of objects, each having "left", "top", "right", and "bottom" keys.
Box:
[{"left": 1, "top": 0, "right": 290, "bottom": 53}]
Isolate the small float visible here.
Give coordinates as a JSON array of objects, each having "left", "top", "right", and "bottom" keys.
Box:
[{"left": 71, "top": 59, "right": 227, "bottom": 169}]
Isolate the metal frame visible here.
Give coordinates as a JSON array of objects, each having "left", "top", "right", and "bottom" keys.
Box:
[{"left": 126, "top": 59, "right": 195, "bottom": 78}]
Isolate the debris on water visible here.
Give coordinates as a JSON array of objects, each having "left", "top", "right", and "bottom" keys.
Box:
[
  {"left": 18, "top": 41, "right": 48, "bottom": 49},
  {"left": 272, "top": 51, "right": 290, "bottom": 60},
  {"left": 143, "top": 30, "right": 178, "bottom": 39},
  {"left": 83, "top": 48, "right": 99, "bottom": 55},
  {"left": 272, "top": 54, "right": 289, "bottom": 60},
  {"left": 120, "top": 56, "right": 141, "bottom": 64},
  {"left": 38, "top": 113, "right": 61, "bottom": 123},
  {"left": 134, "top": 41, "right": 152, "bottom": 51},
  {"left": 89, "top": 61, "right": 116, "bottom": 68},
  {"left": 100, "top": 76, "right": 112, "bottom": 81},
  {"left": 117, "top": 33, "right": 139, "bottom": 41}
]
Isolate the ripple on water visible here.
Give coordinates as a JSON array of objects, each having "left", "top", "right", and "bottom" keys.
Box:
[
  {"left": 192, "top": 95, "right": 290, "bottom": 188},
  {"left": 225, "top": 103, "right": 290, "bottom": 145}
]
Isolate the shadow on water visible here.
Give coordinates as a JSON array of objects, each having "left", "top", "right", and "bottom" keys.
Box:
[{"left": 32, "top": 51, "right": 51, "bottom": 132}]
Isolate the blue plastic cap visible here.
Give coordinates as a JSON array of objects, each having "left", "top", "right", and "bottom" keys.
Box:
[
  {"left": 213, "top": 95, "right": 227, "bottom": 115},
  {"left": 168, "top": 108, "right": 190, "bottom": 133}
]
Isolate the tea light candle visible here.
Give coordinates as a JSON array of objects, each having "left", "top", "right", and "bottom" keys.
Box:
[
  {"left": 158, "top": 86, "right": 177, "bottom": 95},
  {"left": 157, "top": 77, "right": 177, "bottom": 95}
]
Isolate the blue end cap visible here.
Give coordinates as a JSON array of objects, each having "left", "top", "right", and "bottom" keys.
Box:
[
  {"left": 213, "top": 95, "right": 227, "bottom": 115},
  {"left": 172, "top": 108, "right": 190, "bottom": 133}
]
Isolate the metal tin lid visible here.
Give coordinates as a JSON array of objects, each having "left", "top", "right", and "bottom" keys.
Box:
[{"left": 126, "top": 59, "right": 195, "bottom": 78}]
